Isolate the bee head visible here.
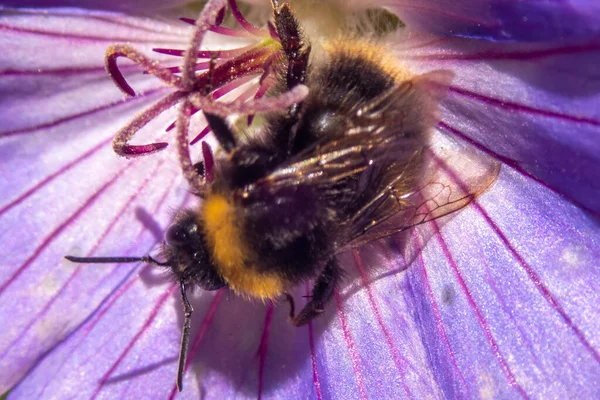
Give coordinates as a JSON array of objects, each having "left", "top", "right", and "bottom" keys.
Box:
[{"left": 163, "top": 210, "right": 226, "bottom": 291}]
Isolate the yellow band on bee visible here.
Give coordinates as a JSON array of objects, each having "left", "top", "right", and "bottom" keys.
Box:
[
  {"left": 202, "top": 193, "right": 284, "bottom": 300},
  {"left": 322, "top": 38, "right": 412, "bottom": 82}
]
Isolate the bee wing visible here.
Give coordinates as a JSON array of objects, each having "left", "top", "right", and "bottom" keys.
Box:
[
  {"left": 258, "top": 70, "right": 454, "bottom": 191},
  {"left": 248, "top": 70, "right": 498, "bottom": 251},
  {"left": 340, "top": 136, "right": 500, "bottom": 251}
]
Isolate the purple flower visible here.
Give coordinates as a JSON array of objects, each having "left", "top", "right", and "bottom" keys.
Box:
[{"left": 1, "top": 0, "right": 599, "bottom": 398}]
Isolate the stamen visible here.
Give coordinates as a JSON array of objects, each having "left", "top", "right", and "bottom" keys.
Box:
[
  {"left": 176, "top": 99, "right": 205, "bottom": 193},
  {"left": 190, "top": 84, "right": 309, "bottom": 117},
  {"left": 153, "top": 47, "right": 249, "bottom": 59},
  {"left": 144, "top": 61, "right": 210, "bottom": 75},
  {"left": 105, "top": 44, "right": 183, "bottom": 96},
  {"left": 179, "top": 17, "right": 196, "bottom": 25},
  {"left": 104, "top": 0, "right": 299, "bottom": 184},
  {"left": 168, "top": 74, "right": 256, "bottom": 135},
  {"left": 152, "top": 48, "right": 186, "bottom": 57},
  {"left": 202, "top": 141, "right": 215, "bottom": 182},
  {"left": 215, "top": 5, "right": 226, "bottom": 26},
  {"left": 248, "top": 78, "right": 274, "bottom": 125},
  {"left": 182, "top": 0, "right": 228, "bottom": 91},
  {"left": 112, "top": 91, "right": 186, "bottom": 158},
  {"left": 211, "top": 74, "right": 258, "bottom": 99},
  {"left": 180, "top": 18, "right": 252, "bottom": 37},
  {"left": 190, "top": 125, "right": 211, "bottom": 145},
  {"left": 267, "top": 21, "right": 279, "bottom": 41},
  {"left": 211, "top": 25, "right": 253, "bottom": 37},
  {"left": 228, "top": 0, "right": 267, "bottom": 36},
  {"left": 259, "top": 53, "right": 277, "bottom": 86},
  {"left": 192, "top": 46, "right": 277, "bottom": 93}
]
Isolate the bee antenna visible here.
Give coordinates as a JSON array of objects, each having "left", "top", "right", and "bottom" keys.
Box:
[
  {"left": 176, "top": 279, "right": 193, "bottom": 392},
  {"left": 64, "top": 255, "right": 169, "bottom": 267}
]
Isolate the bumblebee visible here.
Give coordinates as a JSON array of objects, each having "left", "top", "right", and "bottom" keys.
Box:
[{"left": 67, "top": 0, "right": 498, "bottom": 391}]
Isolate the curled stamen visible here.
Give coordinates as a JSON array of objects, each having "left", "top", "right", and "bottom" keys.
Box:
[
  {"left": 113, "top": 91, "right": 186, "bottom": 157},
  {"left": 105, "top": 44, "right": 183, "bottom": 96},
  {"left": 106, "top": 0, "right": 288, "bottom": 173},
  {"left": 190, "top": 84, "right": 309, "bottom": 117},
  {"left": 176, "top": 99, "right": 205, "bottom": 193},
  {"left": 167, "top": 74, "right": 257, "bottom": 134},
  {"left": 182, "top": 0, "right": 228, "bottom": 91}
]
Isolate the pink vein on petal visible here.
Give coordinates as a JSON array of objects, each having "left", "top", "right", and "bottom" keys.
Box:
[
  {"left": 352, "top": 250, "right": 415, "bottom": 399},
  {"left": 91, "top": 284, "right": 176, "bottom": 399},
  {"left": 36, "top": 275, "right": 139, "bottom": 398},
  {"left": 334, "top": 290, "right": 368, "bottom": 400},
  {"left": 390, "top": 2, "right": 496, "bottom": 27},
  {"left": 0, "top": 87, "right": 166, "bottom": 137},
  {"left": 432, "top": 221, "right": 530, "bottom": 399},
  {"left": 409, "top": 231, "right": 469, "bottom": 396},
  {"left": 0, "top": 138, "right": 110, "bottom": 216},
  {"left": 228, "top": 0, "right": 265, "bottom": 36},
  {"left": 0, "top": 158, "right": 167, "bottom": 359},
  {"left": 257, "top": 305, "right": 274, "bottom": 400},
  {"left": 448, "top": 86, "right": 600, "bottom": 127},
  {"left": 471, "top": 201, "right": 600, "bottom": 365},
  {"left": 88, "top": 181, "right": 185, "bottom": 295},
  {"left": 306, "top": 285, "right": 323, "bottom": 400},
  {"left": 0, "top": 23, "right": 184, "bottom": 44},
  {"left": 0, "top": 63, "right": 144, "bottom": 77},
  {"left": 9, "top": 9, "right": 188, "bottom": 38},
  {"left": 432, "top": 150, "right": 600, "bottom": 365},
  {"left": 167, "top": 290, "right": 224, "bottom": 400},
  {"left": 437, "top": 122, "right": 600, "bottom": 217},
  {"left": 480, "top": 256, "right": 544, "bottom": 369},
  {"left": 411, "top": 42, "right": 600, "bottom": 61},
  {"left": 0, "top": 66, "right": 105, "bottom": 76},
  {"left": 35, "top": 180, "right": 183, "bottom": 399},
  {"left": 0, "top": 163, "right": 133, "bottom": 297}
]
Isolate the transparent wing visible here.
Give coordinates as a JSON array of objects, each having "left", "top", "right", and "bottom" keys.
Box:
[
  {"left": 242, "top": 70, "right": 498, "bottom": 252},
  {"left": 253, "top": 71, "right": 453, "bottom": 194},
  {"left": 340, "top": 133, "right": 500, "bottom": 251}
]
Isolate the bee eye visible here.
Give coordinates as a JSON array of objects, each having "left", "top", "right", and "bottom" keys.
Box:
[{"left": 165, "top": 224, "right": 189, "bottom": 247}]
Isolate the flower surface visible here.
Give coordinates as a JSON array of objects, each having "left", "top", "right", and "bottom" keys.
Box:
[{"left": 0, "top": 0, "right": 599, "bottom": 399}]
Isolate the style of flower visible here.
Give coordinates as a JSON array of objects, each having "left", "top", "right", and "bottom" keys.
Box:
[{"left": 0, "top": 0, "right": 599, "bottom": 399}]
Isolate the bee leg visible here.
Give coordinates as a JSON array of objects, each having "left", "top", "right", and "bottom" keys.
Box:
[
  {"left": 176, "top": 279, "right": 194, "bottom": 392},
  {"left": 203, "top": 112, "right": 236, "bottom": 152},
  {"left": 271, "top": 1, "right": 311, "bottom": 96},
  {"left": 288, "top": 258, "right": 340, "bottom": 326},
  {"left": 270, "top": 1, "right": 311, "bottom": 152}
]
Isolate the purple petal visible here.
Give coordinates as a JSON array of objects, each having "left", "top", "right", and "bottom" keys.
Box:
[
  {"left": 393, "top": 31, "right": 600, "bottom": 214},
  {"left": 2, "top": 1, "right": 600, "bottom": 399},
  {"left": 385, "top": 0, "right": 600, "bottom": 41},
  {"left": 404, "top": 166, "right": 600, "bottom": 397},
  {"left": 0, "top": 0, "right": 192, "bottom": 11},
  {"left": 0, "top": 7, "right": 192, "bottom": 393}
]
